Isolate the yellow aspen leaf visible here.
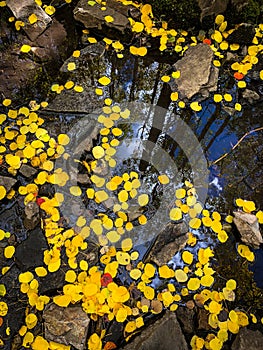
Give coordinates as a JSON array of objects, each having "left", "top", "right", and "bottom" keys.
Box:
[
  {"left": 224, "top": 93, "right": 232, "bottom": 102},
  {"left": 256, "top": 210, "right": 263, "bottom": 224},
  {"left": 170, "top": 207, "right": 182, "bottom": 221},
  {"left": 219, "top": 21, "right": 227, "bottom": 32},
  {"left": 174, "top": 269, "right": 188, "bottom": 282},
  {"left": 161, "top": 75, "right": 170, "bottom": 82},
  {"left": 74, "top": 85, "right": 83, "bottom": 92},
  {"left": 190, "top": 101, "right": 202, "bottom": 112},
  {"left": 234, "top": 103, "right": 242, "bottom": 111},
  {"left": 70, "top": 186, "right": 82, "bottom": 196},
  {"left": 220, "top": 41, "right": 228, "bottom": 50},
  {"left": 144, "top": 263, "right": 155, "bottom": 278},
  {"left": 158, "top": 174, "right": 169, "bottom": 184},
  {"left": 0, "top": 186, "right": 6, "bottom": 200},
  {"left": 200, "top": 275, "right": 214, "bottom": 287},
  {"left": 144, "top": 286, "right": 155, "bottom": 300},
  {"left": 45, "top": 5, "right": 55, "bottom": 15},
  {"left": 2, "top": 98, "right": 11, "bottom": 106},
  {"left": 215, "top": 15, "right": 224, "bottom": 25},
  {"left": 105, "top": 15, "right": 114, "bottom": 23},
  {"left": 209, "top": 300, "right": 222, "bottom": 314},
  {"left": 213, "top": 30, "right": 223, "bottom": 43},
  {"left": 25, "top": 313, "right": 37, "bottom": 329},
  {"left": 21, "top": 44, "right": 31, "bottom": 53},
  {"left": 22, "top": 332, "right": 34, "bottom": 347},
  {"left": 125, "top": 321, "right": 136, "bottom": 333},
  {"left": 175, "top": 188, "right": 186, "bottom": 199},
  {"left": 65, "top": 270, "right": 77, "bottom": 283},
  {"left": 130, "top": 269, "right": 142, "bottom": 280},
  {"left": 214, "top": 94, "right": 222, "bottom": 103},
  {"left": 28, "top": 13, "right": 38, "bottom": 24},
  {"left": 237, "top": 81, "right": 246, "bottom": 88},
  {"left": 87, "top": 37, "right": 97, "bottom": 43},
  {"left": 182, "top": 251, "right": 193, "bottom": 264},
  {"left": 19, "top": 271, "right": 34, "bottom": 283},
  {"left": 189, "top": 217, "right": 201, "bottom": 229},
  {"left": 132, "top": 22, "right": 144, "bottom": 32},
  {"left": 170, "top": 92, "right": 178, "bottom": 101},
  {"left": 116, "top": 308, "right": 128, "bottom": 322},
  {"left": 92, "top": 146, "right": 105, "bottom": 159},
  {"left": 260, "top": 70, "right": 263, "bottom": 80},
  {"left": 31, "top": 336, "right": 49, "bottom": 350},
  {"left": 187, "top": 278, "right": 201, "bottom": 290},
  {"left": 172, "top": 70, "right": 180, "bottom": 79},
  {"left": 35, "top": 267, "right": 47, "bottom": 277},
  {"left": 138, "top": 194, "right": 149, "bottom": 206},
  {"left": 67, "top": 62, "right": 76, "bottom": 71},
  {"left": 121, "top": 238, "right": 133, "bottom": 251},
  {"left": 4, "top": 246, "right": 15, "bottom": 259},
  {"left": 53, "top": 294, "right": 71, "bottom": 307},
  {"left": 218, "top": 230, "right": 228, "bottom": 243},
  {"left": 98, "top": 76, "right": 111, "bottom": 86}
]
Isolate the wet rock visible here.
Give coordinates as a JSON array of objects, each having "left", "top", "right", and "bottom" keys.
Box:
[
  {"left": 233, "top": 211, "right": 263, "bottom": 247},
  {"left": 73, "top": 0, "right": 130, "bottom": 33},
  {"left": 44, "top": 303, "right": 90, "bottom": 350},
  {"left": 6, "top": 0, "right": 52, "bottom": 41},
  {"left": 23, "top": 201, "right": 40, "bottom": 230},
  {"left": 197, "top": 308, "right": 210, "bottom": 330},
  {"left": 19, "top": 164, "right": 37, "bottom": 178},
  {"left": 14, "top": 227, "right": 48, "bottom": 271},
  {"left": 176, "top": 306, "right": 195, "bottom": 334},
  {"left": 126, "top": 205, "right": 145, "bottom": 222},
  {"left": 170, "top": 44, "right": 218, "bottom": 99},
  {"left": 242, "top": 89, "right": 260, "bottom": 103},
  {"left": 227, "top": 24, "right": 255, "bottom": 45},
  {"left": 0, "top": 175, "right": 17, "bottom": 193},
  {"left": 231, "top": 327, "right": 263, "bottom": 350},
  {"left": 197, "top": 0, "right": 229, "bottom": 20},
  {"left": 145, "top": 221, "right": 189, "bottom": 266},
  {"left": 120, "top": 312, "right": 188, "bottom": 350}
]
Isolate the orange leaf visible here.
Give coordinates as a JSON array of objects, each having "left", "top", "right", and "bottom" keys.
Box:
[
  {"left": 104, "top": 341, "right": 117, "bottom": 349},
  {"left": 234, "top": 72, "right": 244, "bottom": 80}
]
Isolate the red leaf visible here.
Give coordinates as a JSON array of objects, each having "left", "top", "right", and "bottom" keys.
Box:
[
  {"left": 203, "top": 38, "right": 211, "bottom": 45},
  {"left": 101, "top": 273, "right": 113, "bottom": 287},
  {"left": 36, "top": 197, "right": 45, "bottom": 206},
  {"left": 234, "top": 72, "right": 244, "bottom": 80}
]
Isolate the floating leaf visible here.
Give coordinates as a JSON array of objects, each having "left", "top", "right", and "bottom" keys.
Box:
[
  {"left": 98, "top": 76, "right": 111, "bottom": 86},
  {"left": 21, "top": 44, "right": 31, "bottom": 53}
]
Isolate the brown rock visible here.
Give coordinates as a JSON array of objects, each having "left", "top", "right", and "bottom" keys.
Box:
[
  {"left": 197, "top": 0, "right": 229, "bottom": 20},
  {"left": 0, "top": 175, "right": 17, "bottom": 193},
  {"left": 231, "top": 327, "right": 263, "bottom": 350},
  {"left": 19, "top": 164, "right": 37, "bottom": 178},
  {"left": 121, "top": 312, "right": 188, "bottom": 350},
  {"left": 233, "top": 211, "right": 263, "bottom": 247},
  {"left": 44, "top": 303, "right": 90, "bottom": 350},
  {"left": 170, "top": 44, "right": 218, "bottom": 99}
]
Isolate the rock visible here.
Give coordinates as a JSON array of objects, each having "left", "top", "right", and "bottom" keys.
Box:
[
  {"left": 0, "top": 175, "right": 16, "bottom": 193},
  {"left": 126, "top": 205, "right": 145, "bottom": 222},
  {"left": 6, "top": 0, "right": 52, "bottom": 41},
  {"left": 170, "top": 44, "right": 218, "bottom": 99},
  {"left": 227, "top": 24, "right": 255, "bottom": 45},
  {"left": 197, "top": 0, "right": 229, "bottom": 20},
  {"left": 231, "top": 327, "right": 263, "bottom": 350},
  {"left": 176, "top": 306, "right": 195, "bottom": 334},
  {"left": 19, "top": 164, "right": 37, "bottom": 178},
  {"left": 14, "top": 227, "right": 48, "bottom": 271},
  {"left": 120, "top": 312, "right": 188, "bottom": 350},
  {"left": 232, "top": 0, "right": 250, "bottom": 11},
  {"left": 233, "top": 211, "right": 263, "bottom": 247},
  {"left": 44, "top": 303, "right": 90, "bottom": 350},
  {"left": 242, "top": 89, "right": 260, "bottom": 103},
  {"left": 73, "top": 0, "right": 130, "bottom": 33},
  {"left": 23, "top": 201, "right": 40, "bottom": 230},
  {"left": 145, "top": 221, "right": 189, "bottom": 266},
  {"left": 197, "top": 308, "right": 210, "bottom": 330}
]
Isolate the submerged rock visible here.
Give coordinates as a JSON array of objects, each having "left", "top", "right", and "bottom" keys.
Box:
[
  {"left": 44, "top": 303, "right": 90, "bottom": 350},
  {"left": 231, "top": 327, "right": 263, "bottom": 350},
  {"left": 0, "top": 175, "right": 17, "bottom": 193},
  {"left": 170, "top": 44, "right": 218, "bottom": 99},
  {"left": 144, "top": 221, "right": 189, "bottom": 266},
  {"left": 6, "top": 0, "right": 52, "bottom": 41},
  {"left": 19, "top": 164, "right": 37, "bottom": 178},
  {"left": 233, "top": 211, "right": 263, "bottom": 247},
  {"left": 73, "top": 0, "right": 130, "bottom": 33},
  {"left": 197, "top": 0, "right": 229, "bottom": 20},
  {"left": 120, "top": 312, "right": 188, "bottom": 350}
]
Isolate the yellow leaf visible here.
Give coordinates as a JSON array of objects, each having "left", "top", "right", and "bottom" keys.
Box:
[
  {"left": 25, "top": 313, "right": 38, "bottom": 329},
  {"left": 138, "top": 194, "right": 149, "bottom": 206},
  {"left": 98, "top": 76, "right": 111, "bottom": 86},
  {"left": 158, "top": 174, "right": 169, "bottom": 184},
  {"left": 65, "top": 270, "right": 77, "bottom": 283},
  {"left": 105, "top": 15, "right": 114, "bottom": 23},
  {"left": 70, "top": 186, "right": 82, "bottom": 196},
  {"left": 213, "top": 30, "right": 223, "bottom": 43},
  {"left": 45, "top": 5, "right": 55, "bottom": 15},
  {"left": 92, "top": 146, "right": 105, "bottom": 159},
  {"left": 215, "top": 15, "right": 224, "bottom": 25},
  {"left": 53, "top": 294, "right": 71, "bottom": 307},
  {"left": 28, "top": 14, "right": 38, "bottom": 24},
  {"left": 182, "top": 251, "right": 193, "bottom": 264},
  {"left": 4, "top": 246, "right": 15, "bottom": 259},
  {"left": 170, "top": 92, "right": 178, "bottom": 101},
  {"left": 0, "top": 186, "right": 6, "bottom": 200},
  {"left": 67, "top": 62, "right": 76, "bottom": 71},
  {"left": 170, "top": 207, "right": 182, "bottom": 221},
  {"left": 132, "top": 22, "right": 144, "bottom": 33},
  {"left": 19, "top": 271, "right": 34, "bottom": 283},
  {"left": 190, "top": 101, "right": 202, "bottom": 112},
  {"left": 174, "top": 269, "right": 188, "bottom": 282},
  {"left": 21, "top": 44, "right": 31, "bottom": 53},
  {"left": 161, "top": 75, "right": 170, "bottom": 82}
]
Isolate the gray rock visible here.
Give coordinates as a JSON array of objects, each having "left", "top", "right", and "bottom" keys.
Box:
[
  {"left": 242, "top": 89, "right": 260, "bottom": 103},
  {"left": 121, "top": 312, "right": 188, "bottom": 350},
  {"left": 170, "top": 44, "right": 218, "bottom": 99},
  {"left": 176, "top": 306, "right": 195, "bottom": 334},
  {"left": 0, "top": 175, "right": 16, "bottom": 193},
  {"left": 145, "top": 221, "right": 189, "bottom": 266},
  {"left": 233, "top": 211, "right": 263, "bottom": 247},
  {"left": 6, "top": 0, "right": 52, "bottom": 41},
  {"left": 19, "top": 164, "right": 37, "bottom": 178},
  {"left": 74, "top": 0, "right": 129, "bottom": 33},
  {"left": 197, "top": 0, "right": 229, "bottom": 20},
  {"left": 14, "top": 227, "right": 48, "bottom": 271},
  {"left": 44, "top": 303, "right": 90, "bottom": 350},
  {"left": 231, "top": 327, "right": 263, "bottom": 350},
  {"left": 23, "top": 201, "right": 40, "bottom": 230}
]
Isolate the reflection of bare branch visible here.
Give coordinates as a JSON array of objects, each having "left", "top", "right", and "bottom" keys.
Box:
[{"left": 211, "top": 127, "right": 263, "bottom": 165}]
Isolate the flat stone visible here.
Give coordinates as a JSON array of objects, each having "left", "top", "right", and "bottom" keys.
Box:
[
  {"left": 0, "top": 175, "right": 16, "bottom": 193},
  {"left": 227, "top": 24, "right": 255, "bottom": 45},
  {"left": 74, "top": 0, "right": 129, "bottom": 33},
  {"left": 14, "top": 227, "right": 48, "bottom": 271},
  {"left": 231, "top": 327, "right": 263, "bottom": 350},
  {"left": 120, "top": 312, "right": 188, "bottom": 350},
  {"left": 6, "top": 0, "right": 52, "bottom": 41},
  {"left": 170, "top": 44, "right": 218, "bottom": 99},
  {"left": 19, "top": 164, "right": 37, "bottom": 178},
  {"left": 242, "top": 89, "right": 260, "bottom": 103},
  {"left": 145, "top": 221, "right": 189, "bottom": 266},
  {"left": 176, "top": 306, "right": 195, "bottom": 334},
  {"left": 44, "top": 303, "right": 90, "bottom": 350},
  {"left": 233, "top": 211, "right": 263, "bottom": 247}
]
